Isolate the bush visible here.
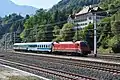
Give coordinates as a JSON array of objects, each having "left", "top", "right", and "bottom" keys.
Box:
[
  {"left": 112, "top": 43, "right": 120, "bottom": 53},
  {"left": 101, "top": 38, "right": 109, "bottom": 49},
  {"left": 108, "top": 36, "right": 120, "bottom": 53}
]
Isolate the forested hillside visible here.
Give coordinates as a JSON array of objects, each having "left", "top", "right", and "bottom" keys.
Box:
[
  {"left": 20, "top": 0, "right": 102, "bottom": 42},
  {"left": 50, "top": 0, "right": 101, "bottom": 13},
  {"left": 0, "top": 13, "right": 29, "bottom": 46},
  {"left": 0, "top": 14, "right": 25, "bottom": 38},
  {"left": 97, "top": 0, "right": 120, "bottom": 53},
  {"left": 0, "top": 0, "right": 102, "bottom": 42}
]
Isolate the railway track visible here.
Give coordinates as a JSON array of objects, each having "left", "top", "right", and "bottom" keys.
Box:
[
  {"left": 7, "top": 53, "right": 120, "bottom": 75},
  {"left": 0, "top": 51, "right": 120, "bottom": 80},
  {"left": 91, "top": 54, "right": 120, "bottom": 62},
  {"left": 0, "top": 59, "right": 96, "bottom": 80}
]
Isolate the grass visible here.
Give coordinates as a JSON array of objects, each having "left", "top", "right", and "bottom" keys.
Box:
[
  {"left": 97, "top": 47, "right": 113, "bottom": 55},
  {"left": 8, "top": 76, "right": 42, "bottom": 80}
]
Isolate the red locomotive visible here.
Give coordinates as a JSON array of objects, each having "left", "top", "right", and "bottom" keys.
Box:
[{"left": 53, "top": 41, "right": 91, "bottom": 56}]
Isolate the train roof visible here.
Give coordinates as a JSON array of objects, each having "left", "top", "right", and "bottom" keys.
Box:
[
  {"left": 14, "top": 41, "right": 87, "bottom": 45},
  {"left": 14, "top": 42, "right": 53, "bottom": 45},
  {"left": 54, "top": 41, "right": 87, "bottom": 44}
]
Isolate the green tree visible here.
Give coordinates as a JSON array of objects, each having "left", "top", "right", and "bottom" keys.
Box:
[
  {"left": 60, "top": 23, "right": 74, "bottom": 41},
  {"left": 21, "top": 9, "right": 54, "bottom": 42},
  {"left": 36, "top": 27, "right": 45, "bottom": 42},
  {"left": 73, "top": 29, "right": 84, "bottom": 41},
  {"left": 111, "top": 12, "right": 120, "bottom": 41},
  {"left": 111, "top": 21, "right": 120, "bottom": 37},
  {"left": 97, "top": 17, "right": 112, "bottom": 49},
  {"left": 53, "top": 26, "right": 60, "bottom": 38}
]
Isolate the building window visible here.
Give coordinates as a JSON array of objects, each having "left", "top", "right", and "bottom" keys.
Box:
[
  {"left": 74, "top": 18, "right": 87, "bottom": 23},
  {"left": 85, "top": 23, "right": 87, "bottom": 25},
  {"left": 79, "top": 23, "right": 88, "bottom": 26},
  {"left": 89, "top": 17, "right": 92, "bottom": 20}
]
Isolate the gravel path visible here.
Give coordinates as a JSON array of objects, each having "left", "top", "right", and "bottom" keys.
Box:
[{"left": 0, "top": 64, "right": 47, "bottom": 80}]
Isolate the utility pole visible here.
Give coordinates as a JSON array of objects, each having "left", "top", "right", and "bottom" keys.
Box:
[
  {"left": 5, "top": 34, "right": 7, "bottom": 52},
  {"left": 76, "top": 24, "right": 78, "bottom": 41},
  {"left": 93, "top": 13, "right": 97, "bottom": 57},
  {"left": 14, "top": 32, "right": 16, "bottom": 44}
]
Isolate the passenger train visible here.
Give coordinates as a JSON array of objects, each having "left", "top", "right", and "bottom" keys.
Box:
[{"left": 13, "top": 41, "right": 91, "bottom": 56}]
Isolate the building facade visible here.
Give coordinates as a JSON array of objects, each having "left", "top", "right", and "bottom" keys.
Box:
[{"left": 68, "top": 5, "right": 106, "bottom": 29}]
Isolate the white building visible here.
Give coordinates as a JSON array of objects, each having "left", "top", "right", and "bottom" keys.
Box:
[{"left": 68, "top": 5, "right": 106, "bottom": 29}]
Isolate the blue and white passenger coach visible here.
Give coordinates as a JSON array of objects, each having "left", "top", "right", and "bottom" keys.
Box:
[{"left": 13, "top": 42, "right": 53, "bottom": 52}]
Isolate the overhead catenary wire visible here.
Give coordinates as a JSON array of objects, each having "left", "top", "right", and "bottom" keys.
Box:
[
  {"left": 2, "top": 17, "right": 120, "bottom": 37},
  {"left": 1, "top": 7, "right": 120, "bottom": 43},
  {"left": 0, "top": 7, "right": 120, "bottom": 35},
  {"left": 0, "top": 6, "right": 120, "bottom": 26}
]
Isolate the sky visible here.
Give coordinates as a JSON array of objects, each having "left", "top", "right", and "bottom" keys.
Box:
[{"left": 10, "top": 0, "right": 60, "bottom": 9}]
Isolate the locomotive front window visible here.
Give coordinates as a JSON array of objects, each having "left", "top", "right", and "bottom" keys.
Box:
[
  {"left": 48, "top": 45, "right": 51, "bottom": 48},
  {"left": 80, "top": 42, "right": 87, "bottom": 47}
]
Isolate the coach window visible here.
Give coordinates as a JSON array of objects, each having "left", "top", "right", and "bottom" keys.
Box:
[
  {"left": 33, "top": 45, "right": 36, "bottom": 47},
  {"left": 89, "top": 17, "right": 91, "bottom": 20}
]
